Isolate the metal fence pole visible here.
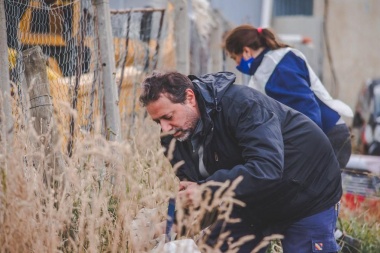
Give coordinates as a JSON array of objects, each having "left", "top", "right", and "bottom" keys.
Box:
[
  {"left": 93, "top": 0, "right": 121, "bottom": 142},
  {"left": 0, "top": 0, "right": 13, "bottom": 147}
]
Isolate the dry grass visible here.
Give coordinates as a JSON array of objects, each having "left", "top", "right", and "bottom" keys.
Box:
[
  {"left": 0, "top": 107, "right": 178, "bottom": 252},
  {"left": 0, "top": 104, "right": 264, "bottom": 252},
  {"left": 1, "top": 102, "right": 378, "bottom": 253}
]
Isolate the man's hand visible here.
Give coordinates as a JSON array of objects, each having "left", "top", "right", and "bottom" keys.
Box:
[{"left": 178, "top": 181, "right": 201, "bottom": 208}]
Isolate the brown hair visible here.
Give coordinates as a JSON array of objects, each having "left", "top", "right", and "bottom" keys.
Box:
[
  {"left": 139, "top": 71, "right": 194, "bottom": 107},
  {"left": 224, "top": 24, "right": 288, "bottom": 55}
]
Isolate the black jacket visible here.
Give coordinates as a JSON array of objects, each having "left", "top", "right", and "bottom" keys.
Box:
[{"left": 162, "top": 72, "right": 342, "bottom": 228}]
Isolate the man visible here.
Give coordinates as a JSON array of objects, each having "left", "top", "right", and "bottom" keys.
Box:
[{"left": 140, "top": 71, "right": 342, "bottom": 252}]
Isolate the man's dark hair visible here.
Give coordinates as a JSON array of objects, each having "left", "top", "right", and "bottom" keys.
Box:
[{"left": 139, "top": 72, "right": 195, "bottom": 106}]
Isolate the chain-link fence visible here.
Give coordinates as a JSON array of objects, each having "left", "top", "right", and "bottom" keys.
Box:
[
  {"left": 110, "top": 7, "right": 168, "bottom": 136},
  {"left": 4, "top": 0, "right": 172, "bottom": 153}
]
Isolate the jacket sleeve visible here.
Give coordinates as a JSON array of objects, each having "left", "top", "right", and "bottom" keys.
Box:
[
  {"left": 203, "top": 98, "right": 285, "bottom": 200},
  {"left": 265, "top": 53, "right": 323, "bottom": 128}
]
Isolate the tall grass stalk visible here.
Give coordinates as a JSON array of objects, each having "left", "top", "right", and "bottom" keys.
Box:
[
  {"left": 339, "top": 200, "right": 380, "bottom": 252},
  {"left": 1, "top": 104, "right": 379, "bottom": 252},
  {"left": 0, "top": 108, "right": 178, "bottom": 252}
]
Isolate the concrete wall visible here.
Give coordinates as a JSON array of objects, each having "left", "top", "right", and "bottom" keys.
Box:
[
  {"left": 272, "top": 16, "right": 324, "bottom": 78},
  {"left": 109, "top": 0, "right": 168, "bottom": 9},
  {"left": 208, "top": 0, "right": 263, "bottom": 85},
  {"left": 314, "top": 0, "right": 380, "bottom": 115},
  {"left": 209, "top": 0, "right": 262, "bottom": 26}
]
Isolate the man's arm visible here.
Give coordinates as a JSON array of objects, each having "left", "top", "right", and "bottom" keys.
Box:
[{"left": 203, "top": 97, "right": 285, "bottom": 200}]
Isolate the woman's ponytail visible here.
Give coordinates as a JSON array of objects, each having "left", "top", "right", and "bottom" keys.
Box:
[{"left": 225, "top": 25, "right": 288, "bottom": 54}]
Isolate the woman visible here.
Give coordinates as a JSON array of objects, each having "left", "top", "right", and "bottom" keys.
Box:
[{"left": 224, "top": 24, "right": 353, "bottom": 168}]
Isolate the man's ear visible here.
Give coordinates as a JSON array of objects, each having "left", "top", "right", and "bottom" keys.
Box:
[{"left": 185, "top": 89, "right": 197, "bottom": 107}]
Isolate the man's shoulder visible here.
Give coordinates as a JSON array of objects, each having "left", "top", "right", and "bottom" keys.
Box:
[
  {"left": 223, "top": 84, "right": 268, "bottom": 103},
  {"left": 220, "top": 84, "right": 281, "bottom": 116},
  {"left": 224, "top": 83, "right": 254, "bottom": 95},
  {"left": 221, "top": 84, "right": 254, "bottom": 103}
]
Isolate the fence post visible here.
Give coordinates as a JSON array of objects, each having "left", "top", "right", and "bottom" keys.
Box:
[
  {"left": 93, "top": 0, "right": 121, "bottom": 142},
  {"left": 171, "top": 0, "right": 190, "bottom": 74},
  {"left": 22, "top": 46, "right": 64, "bottom": 179},
  {"left": 0, "top": 0, "right": 13, "bottom": 148}
]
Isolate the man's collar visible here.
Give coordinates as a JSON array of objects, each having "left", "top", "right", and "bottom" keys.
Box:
[
  {"left": 191, "top": 119, "right": 203, "bottom": 140},
  {"left": 190, "top": 119, "right": 203, "bottom": 152}
]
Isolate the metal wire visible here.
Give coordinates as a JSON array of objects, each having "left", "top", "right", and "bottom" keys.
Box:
[{"left": 4, "top": 0, "right": 169, "bottom": 148}]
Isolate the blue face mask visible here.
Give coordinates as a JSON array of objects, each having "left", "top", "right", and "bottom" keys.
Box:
[{"left": 236, "top": 57, "right": 254, "bottom": 75}]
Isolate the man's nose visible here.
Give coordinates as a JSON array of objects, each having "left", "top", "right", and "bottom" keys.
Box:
[{"left": 160, "top": 121, "right": 172, "bottom": 132}]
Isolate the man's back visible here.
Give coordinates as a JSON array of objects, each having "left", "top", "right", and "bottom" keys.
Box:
[
  {"left": 141, "top": 71, "right": 342, "bottom": 252},
  {"left": 167, "top": 76, "right": 342, "bottom": 227}
]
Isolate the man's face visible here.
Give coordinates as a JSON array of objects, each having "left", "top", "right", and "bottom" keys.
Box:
[{"left": 146, "top": 89, "right": 200, "bottom": 142}]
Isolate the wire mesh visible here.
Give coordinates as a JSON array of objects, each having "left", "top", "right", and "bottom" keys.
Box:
[
  {"left": 110, "top": 7, "right": 166, "bottom": 136},
  {"left": 4, "top": 0, "right": 171, "bottom": 154},
  {"left": 5, "top": 0, "right": 100, "bottom": 155}
]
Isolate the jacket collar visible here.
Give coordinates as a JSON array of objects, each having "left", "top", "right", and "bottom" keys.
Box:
[
  {"left": 189, "top": 71, "right": 236, "bottom": 114},
  {"left": 249, "top": 48, "right": 270, "bottom": 75},
  {"left": 193, "top": 89, "right": 213, "bottom": 137},
  {"left": 184, "top": 72, "right": 236, "bottom": 146}
]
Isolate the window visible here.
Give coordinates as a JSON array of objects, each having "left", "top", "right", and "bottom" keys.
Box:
[
  {"left": 273, "top": 0, "right": 313, "bottom": 16},
  {"left": 30, "top": 8, "right": 50, "bottom": 33}
]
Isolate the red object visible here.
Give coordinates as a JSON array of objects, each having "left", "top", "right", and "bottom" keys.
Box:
[
  {"left": 341, "top": 193, "right": 380, "bottom": 220},
  {"left": 341, "top": 154, "right": 380, "bottom": 219},
  {"left": 257, "top": 27, "right": 262, "bottom": 34},
  {"left": 341, "top": 193, "right": 366, "bottom": 211},
  {"left": 301, "top": 36, "right": 312, "bottom": 44}
]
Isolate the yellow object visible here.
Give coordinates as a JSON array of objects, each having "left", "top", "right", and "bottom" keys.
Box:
[
  {"left": 10, "top": 0, "right": 176, "bottom": 150},
  {"left": 8, "top": 48, "right": 17, "bottom": 69},
  {"left": 47, "top": 57, "right": 63, "bottom": 80},
  {"left": 19, "top": 0, "right": 80, "bottom": 47}
]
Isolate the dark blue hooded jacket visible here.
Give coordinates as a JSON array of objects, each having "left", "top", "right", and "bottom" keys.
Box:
[{"left": 162, "top": 72, "right": 342, "bottom": 228}]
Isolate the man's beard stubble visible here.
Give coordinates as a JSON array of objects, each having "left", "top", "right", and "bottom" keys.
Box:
[{"left": 174, "top": 107, "right": 199, "bottom": 142}]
